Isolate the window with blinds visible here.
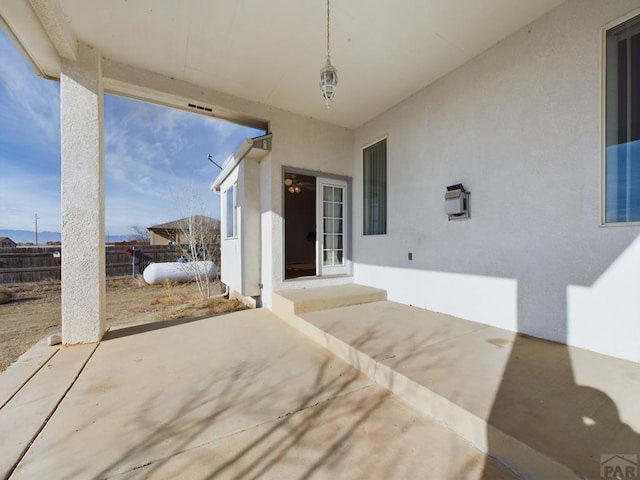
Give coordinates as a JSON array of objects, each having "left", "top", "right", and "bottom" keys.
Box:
[
  {"left": 363, "top": 139, "right": 387, "bottom": 235},
  {"left": 605, "top": 14, "right": 640, "bottom": 223}
]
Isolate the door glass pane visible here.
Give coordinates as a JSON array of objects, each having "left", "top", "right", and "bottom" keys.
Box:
[
  {"left": 324, "top": 250, "right": 337, "bottom": 265},
  {"left": 334, "top": 203, "right": 342, "bottom": 218},
  {"left": 323, "top": 201, "right": 333, "bottom": 217},
  {"left": 324, "top": 185, "right": 334, "bottom": 201},
  {"left": 324, "top": 219, "right": 334, "bottom": 233}
]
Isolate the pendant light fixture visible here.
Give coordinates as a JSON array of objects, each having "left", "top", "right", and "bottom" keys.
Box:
[{"left": 320, "top": 0, "right": 337, "bottom": 107}]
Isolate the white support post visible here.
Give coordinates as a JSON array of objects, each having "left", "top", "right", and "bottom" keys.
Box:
[{"left": 60, "top": 43, "right": 105, "bottom": 344}]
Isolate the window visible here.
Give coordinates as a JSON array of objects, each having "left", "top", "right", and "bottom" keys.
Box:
[
  {"left": 225, "top": 184, "right": 237, "bottom": 238},
  {"left": 363, "top": 139, "right": 387, "bottom": 235},
  {"left": 605, "top": 14, "right": 640, "bottom": 223}
]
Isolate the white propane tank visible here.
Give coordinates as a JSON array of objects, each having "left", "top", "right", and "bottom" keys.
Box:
[{"left": 142, "top": 261, "right": 217, "bottom": 285}]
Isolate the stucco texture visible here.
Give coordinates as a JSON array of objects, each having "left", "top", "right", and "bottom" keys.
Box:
[{"left": 352, "top": 0, "right": 640, "bottom": 362}]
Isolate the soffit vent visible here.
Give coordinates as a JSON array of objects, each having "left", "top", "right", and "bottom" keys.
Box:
[{"left": 187, "top": 103, "right": 213, "bottom": 113}]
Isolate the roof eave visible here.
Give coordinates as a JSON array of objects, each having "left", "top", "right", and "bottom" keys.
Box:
[
  {"left": 211, "top": 133, "right": 272, "bottom": 193},
  {"left": 0, "top": 1, "right": 64, "bottom": 79}
]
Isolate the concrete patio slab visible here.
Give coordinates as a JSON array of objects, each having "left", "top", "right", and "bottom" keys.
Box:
[
  {"left": 112, "top": 385, "right": 514, "bottom": 480},
  {"left": 0, "top": 339, "right": 59, "bottom": 409},
  {"left": 0, "top": 342, "right": 96, "bottom": 479},
  {"left": 3, "top": 309, "right": 513, "bottom": 479},
  {"left": 300, "top": 301, "right": 514, "bottom": 418},
  {"left": 289, "top": 300, "right": 640, "bottom": 479}
]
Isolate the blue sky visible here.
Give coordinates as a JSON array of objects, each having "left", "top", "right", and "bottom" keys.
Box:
[{"left": 0, "top": 29, "right": 263, "bottom": 235}]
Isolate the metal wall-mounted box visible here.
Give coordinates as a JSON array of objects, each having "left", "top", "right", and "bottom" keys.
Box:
[
  {"left": 445, "top": 184, "right": 470, "bottom": 220},
  {"left": 445, "top": 191, "right": 465, "bottom": 215}
]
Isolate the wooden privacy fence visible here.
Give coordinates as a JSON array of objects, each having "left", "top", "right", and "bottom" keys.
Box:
[{"left": 0, "top": 245, "right": 219, "bottom": 284}]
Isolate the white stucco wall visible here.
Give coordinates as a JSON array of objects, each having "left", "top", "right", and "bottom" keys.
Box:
[
  {"left": 353, "top": 0, "right": 640, "bottom": 362},
  {"left": 220, "top": 159, "right": 262, "bottom": 298},
  {"left": 241, "top": 159, "right": 261, "bottom": 297},
  {"left": 220, "top": 167, "right": 241, "bottom": 295},
  {"left": 259, "top": 110, "right": 354, "bottom": 308}
]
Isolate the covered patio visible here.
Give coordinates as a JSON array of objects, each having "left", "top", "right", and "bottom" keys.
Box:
[
  {"left": 2, "top": 1, "right": 640, "bottom": 478},
  {"left": 2, "top": 302, "right": 514, "bottom": 480},
  {"left": 1, "top": 287, "right": 639, "bottom": 478},
  {"left": 0, "top": 0, "right": 574, "bottom": 344}
]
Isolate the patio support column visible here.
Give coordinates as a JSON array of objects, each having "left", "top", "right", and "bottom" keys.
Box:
[{"left": 60, "top": 43, "right": 105, "bottom": 344}]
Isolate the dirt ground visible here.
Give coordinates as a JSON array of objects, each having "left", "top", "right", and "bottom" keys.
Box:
[{"left": 0, "top": 277, "right": 246, "bottom": 372}]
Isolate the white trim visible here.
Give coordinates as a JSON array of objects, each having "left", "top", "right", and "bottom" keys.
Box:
[
  {"left": 602, "top": 7, "right": 640, "bottom": 31},
  {"left": 600, "top": 221, "right": 640, "bottom": 228},
  {"left": 600, "top": 16, "right": 607, "bottom": 226},
  {"left": 360, "top": 134, "right": 389, "bottom": 152}
]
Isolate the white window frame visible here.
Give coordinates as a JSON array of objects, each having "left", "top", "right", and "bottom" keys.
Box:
[{"left": 601, "top": 9, "right": 640, "bottom": 226}]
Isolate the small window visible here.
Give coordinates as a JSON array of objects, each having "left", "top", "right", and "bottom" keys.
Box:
[
  {"left": 225, "top": 185, "right": 237, "bottom": 238},
  {"left": 363, "top": 139, "right": 387, "bottom": 235},
  {"left": 605, "top": 14, "right": 640, "bottom": 223}
]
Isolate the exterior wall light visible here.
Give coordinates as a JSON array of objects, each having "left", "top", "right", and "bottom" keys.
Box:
[{"left": 445, "top": 184, "right": 470, "bottom": 220}]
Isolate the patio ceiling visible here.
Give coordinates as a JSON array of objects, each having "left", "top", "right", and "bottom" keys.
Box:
[{"left": 1, "top": 0, "right": 566, "bottom": 128}]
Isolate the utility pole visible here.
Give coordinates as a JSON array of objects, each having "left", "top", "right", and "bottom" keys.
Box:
[{"left": 34, "top": 213, "right": 39, "bottom": 245}]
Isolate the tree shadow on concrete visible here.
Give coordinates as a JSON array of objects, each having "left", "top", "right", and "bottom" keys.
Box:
[{"left": 65, "top": 321, "right": 502, "bottom": 479}]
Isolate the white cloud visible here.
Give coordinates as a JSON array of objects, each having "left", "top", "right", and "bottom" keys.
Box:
[
  {"left": 0, "top": 32, "right": 263, "bottom": 235},
  {"left": 0, "top": 33, "right": 60, "bottom": 149},
  {"left": 103, "top": 94, "right": 263, "bottom": 233}
]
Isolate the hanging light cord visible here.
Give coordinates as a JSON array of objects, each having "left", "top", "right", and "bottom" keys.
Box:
[{"left": 326, "top": 0, "right": 331, "bottom": 62}]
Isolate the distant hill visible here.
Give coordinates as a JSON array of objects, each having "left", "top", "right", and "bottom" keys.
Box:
[{"left": 0, "top": 230, "right": 128, "bottom": 245}]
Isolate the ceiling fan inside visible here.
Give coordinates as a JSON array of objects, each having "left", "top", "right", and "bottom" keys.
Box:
[{"left": 284, "top": 174, "right": 314, "bottom": 194}]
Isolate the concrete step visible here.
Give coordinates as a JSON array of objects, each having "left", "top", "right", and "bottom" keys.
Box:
[
  {"left": 272, "top": 284, "right": 386, "bottom": 317},
  {"left": 270, "top": 298, "right": 640, "bottom": 479}
]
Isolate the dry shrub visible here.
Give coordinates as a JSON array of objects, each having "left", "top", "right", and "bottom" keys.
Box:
[
  {"left": 163, "top": 292, "right": 188, "bottom": 306},
  {"left": 0, "top": 288, "right": 13, "bottom": 305},
  {"left": 162, "top": 278, "right": 174, "bottom": 291},
  {"left": 162, "top": 297, "right": 181, "bottom": 307},
  {"left": 131, "top": 284, "right": 246, "bottom": 320},
  {"left": 134, "top": 274, "right": 149, "bottom": 288},
  {"left": 148, "top": 292, "right": 189, "bottom": 308},
  {"left": 107, "top": 277, "right": 130, "bottom": 289},
  {"left": 200, "top": 297, "right": 247, "bottom": 316}
]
